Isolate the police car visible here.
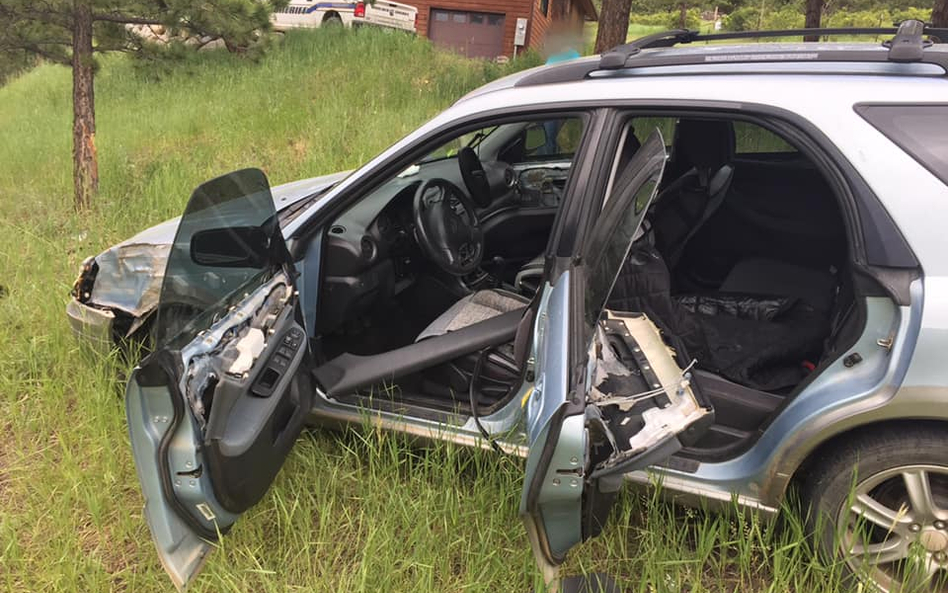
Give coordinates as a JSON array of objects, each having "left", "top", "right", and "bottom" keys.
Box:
[{"left": 272, "top": 0, "right": 417, "bottom": 33}]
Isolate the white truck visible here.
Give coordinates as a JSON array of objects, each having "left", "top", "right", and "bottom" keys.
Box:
[{"left": 272, "top": 0, "right": 417, "bottom": 33}]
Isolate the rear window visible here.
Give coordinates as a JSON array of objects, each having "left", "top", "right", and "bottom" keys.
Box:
[{"left": 856, "top": 104, "right": 948, "bottom": 186}]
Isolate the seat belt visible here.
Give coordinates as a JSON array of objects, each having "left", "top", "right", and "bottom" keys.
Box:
[{"left": 666, "top": 164, "right": 734, "bottom": 270}]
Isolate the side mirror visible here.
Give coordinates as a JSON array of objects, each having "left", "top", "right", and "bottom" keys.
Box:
[
  {"left": 524, "top": 123, "right": 549, "bottom": 154},
  {"left": 190, "top": 226, "right": 272, "bottom": 268}
]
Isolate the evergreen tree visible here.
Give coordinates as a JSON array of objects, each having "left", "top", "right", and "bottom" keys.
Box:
[
  {"left": 595, "top": 0, "right": 635, "bottom": 52},
  {"left": 0, "top": 0, "right": 283, "bottom": 209},
  {"left": 804, "top": 0, "right": 823, "bottom": 40},
  {"left": 934, "top": 0, "right": 947, "bottom": 27}
]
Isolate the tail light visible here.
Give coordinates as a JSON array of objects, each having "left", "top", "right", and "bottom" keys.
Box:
[{"left": 354, "top": 2, "right": 365, "bottom": 17}]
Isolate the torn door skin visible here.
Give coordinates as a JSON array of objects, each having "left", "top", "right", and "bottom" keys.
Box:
[
  {"left": 182, "top": 277, "right": 293, "bottom": 431},
  {"left": 586, "top": 310, "right": 714, "bottom": 490}
]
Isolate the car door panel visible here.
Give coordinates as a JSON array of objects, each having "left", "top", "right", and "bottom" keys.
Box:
[
  {"left": 126, "top": 169, "right": 312, "bottom": 590},
  {"left": 521, "top": 128, "right": 715, "bottom": 579}
]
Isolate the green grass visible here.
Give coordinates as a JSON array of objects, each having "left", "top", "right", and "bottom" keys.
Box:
[{"left": 0, "top": 28, "right": 853, "bottom": 592}]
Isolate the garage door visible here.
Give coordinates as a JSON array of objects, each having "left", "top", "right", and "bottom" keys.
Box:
[{"left": 428, "top": 9, "right": 505, "bottom": 59}]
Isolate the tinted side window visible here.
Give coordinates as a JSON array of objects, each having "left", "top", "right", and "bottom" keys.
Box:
[
  {"left": 856, "top": 104, "right": 948, "bottom": 186},
  {"left": 523, "top": 118, "right": 584, "bottom": 160},
  {"left": 734, "top": 121, "right": 797, "bottom": 154},
  {"left": 158, "top": 168, "right": 282, "bottom": 347},
  {"left": 584, "top": 129, "right": 667, "bottom": 328}
]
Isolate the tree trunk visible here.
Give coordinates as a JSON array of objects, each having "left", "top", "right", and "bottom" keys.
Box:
[
  {"left": 803, "top": 0, "right": 823, "bottom": 42},
  {"left": 72, "top": 0, "right": 98, "bottom": 210},
  {"left": 934, "top": 0, "right": 948, "bottom": 28},
  {"left": 594, "top": 0, "right": 634, "bottom": 53},
  {"left": 679, "top": 2, "right": 688, "bottom": 28}
]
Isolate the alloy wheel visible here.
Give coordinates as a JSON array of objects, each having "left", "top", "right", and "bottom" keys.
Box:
[{"left": 838, "top": 464, "right": 948, "bottom": 592}]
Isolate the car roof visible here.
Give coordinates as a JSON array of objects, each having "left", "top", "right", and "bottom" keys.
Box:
[{"left": 457, "top": 41, "right": 948, "bottom": 105}]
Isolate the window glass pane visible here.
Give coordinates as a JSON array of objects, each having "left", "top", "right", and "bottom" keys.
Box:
[
  {"left": 157, "top": 169, "right": 282, "bottom": 347},
  {"left": 857, "top": 104, "right": 948, "bottom": 186},
  {"left": 434, "top": 10, "right": 448, "bottom": 21},
  {"left": 523, "top": 118, "right": 583, "bottom": 161},
  {"left": 488, "top": 14, "right": 503, "bottom": 25},
  {"left": 734, "top": 121, "right": 797, "bottom": 153},
  {"left": 630, "top": 117, "right": 676, "bottom": 149},
  {"left": 453, "top": 13, "right": 466, "bottom": 22},
  {"left": 470, "top": 14, "right": 484, "bottom": 23},
  {"left": 584, "top": 130, "right": 667, "bottom": 327},
  {"left": 556, "top": 119, "right": 583, "bottom": 154}
]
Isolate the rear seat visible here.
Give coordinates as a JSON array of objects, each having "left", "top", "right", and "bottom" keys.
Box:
[
  {"left": 720, "top": 258, "right": 838, "bottom": 312},
  {"left": 608, "top": 241, "right": 830, "bottom": 393}
]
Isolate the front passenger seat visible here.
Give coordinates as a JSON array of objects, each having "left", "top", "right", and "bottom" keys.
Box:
[{"left": 651, "top": 119, "right": 736, "bottom": 271}]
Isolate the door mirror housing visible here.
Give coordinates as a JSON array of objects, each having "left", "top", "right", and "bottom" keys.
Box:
[
  {"left": 190, "top": 226, "right": 272, "bottom": 268},
  {"left": 524, "top": 123, "right": 549, "bottom": 154}
]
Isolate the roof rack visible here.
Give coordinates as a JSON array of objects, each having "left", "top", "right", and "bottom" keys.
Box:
[{"left": 515, "top": 19, "right": 948, "bottom": 87}]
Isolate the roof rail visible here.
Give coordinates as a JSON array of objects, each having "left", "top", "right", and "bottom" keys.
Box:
[
  {"left": 600, "top": 20, "right": 947, "bottom": 69},
  {"left": 515, "top": 20, "right": 948, "bottom": 87}
]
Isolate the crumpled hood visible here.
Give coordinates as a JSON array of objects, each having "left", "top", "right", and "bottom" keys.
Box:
[{"left": 86, "top": 170, "right": 350, "bottom": 323}]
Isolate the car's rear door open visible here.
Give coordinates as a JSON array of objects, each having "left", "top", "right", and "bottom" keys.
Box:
[{"left": 520, "top": 128, "right": 714, "bottom": 584}]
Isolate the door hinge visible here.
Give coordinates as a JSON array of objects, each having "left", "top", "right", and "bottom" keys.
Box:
[{"left": 877, "top": 336, "right": 894, "bottom": 351}]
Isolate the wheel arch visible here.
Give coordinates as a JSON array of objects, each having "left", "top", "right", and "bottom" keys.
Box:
[
  {"left": 787, "top": 418, "right": 948, "bottom": 496},
  {"left": 321, "top": 10, "right": 342, "bottom": 23}
]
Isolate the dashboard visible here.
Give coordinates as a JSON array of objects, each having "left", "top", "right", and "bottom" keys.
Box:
[
  {"left": 515, "top": 164, "right": 570, "bottom": 208},
  {"left": 317, "top": 156, "right": 572, "bottom": 334}
]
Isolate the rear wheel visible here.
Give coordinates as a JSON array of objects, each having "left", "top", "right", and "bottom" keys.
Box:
[
  {"left": 805, "top": 425, "right": 948, "bottom": 592},
  {"left": 322, "top": 12, "right": 343, "bottom": 26}
]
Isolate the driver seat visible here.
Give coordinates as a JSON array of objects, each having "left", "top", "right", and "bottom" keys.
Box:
[
  {"left": 415, "top": 289, "right": 530, "bottom": 405},
  {"left": 416, "top": 289, "right": 529, "bottom": 341}
]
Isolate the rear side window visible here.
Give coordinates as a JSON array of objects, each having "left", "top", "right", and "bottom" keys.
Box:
[
  {"left": 734, "top": 121, "right": 797, "bottom": 154},
  {"left": 856, "top": 104, "right": 948, "bottom": 186}
]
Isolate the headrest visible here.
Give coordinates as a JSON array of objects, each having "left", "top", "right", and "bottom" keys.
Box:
[{"left": 673, "top": 119, "right": 735, "bottom": 172}]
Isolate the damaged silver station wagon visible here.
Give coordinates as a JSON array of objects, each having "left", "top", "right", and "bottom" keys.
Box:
[{"left": 68, "top": 23, "right": 948, "bottom": 593}]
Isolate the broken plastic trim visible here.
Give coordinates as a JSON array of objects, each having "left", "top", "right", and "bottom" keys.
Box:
[
  {"left": 178, "top": 276, "right": 293, "bottom": 433},
  {"left": 586, "top": 311, "right": 713, "bottom": 491}
]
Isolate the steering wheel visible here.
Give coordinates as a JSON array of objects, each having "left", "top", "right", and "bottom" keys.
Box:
[
  {"left": 413, "top": 178, "right": 484, "bottom": 276},
  {"left": 458, "top": 147, "right": 492, "bottom": 208}
]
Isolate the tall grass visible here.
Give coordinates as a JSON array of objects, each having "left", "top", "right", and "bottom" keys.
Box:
[{"left": 0, "top": 28, "right": 846, "bottom": 592}]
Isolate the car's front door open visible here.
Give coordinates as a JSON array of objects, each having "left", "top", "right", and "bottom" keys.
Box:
[
  {"left": 125, "top": 169, "right": 313, "bottom": 590},
  {"left": 520, "top": 129, "right": 715, "bottom": 586}
]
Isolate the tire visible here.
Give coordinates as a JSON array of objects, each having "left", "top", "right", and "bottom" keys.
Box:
[
  {"left": 322, "top": 13, "right": 343, "bottom": 27},
  {"left": 804, "top": 424, "right": 948, "bottom": 592}
]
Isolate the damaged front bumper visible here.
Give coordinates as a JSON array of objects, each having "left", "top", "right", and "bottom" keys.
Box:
[
  {"left": 66, "top": 297, "right": 116, "bottom": 352},
  {"left": 66, "top": 240, "right": 169, "bottom": 353}
]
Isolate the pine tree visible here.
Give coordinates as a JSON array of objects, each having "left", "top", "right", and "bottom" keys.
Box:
[
  {"left": 0, "top": 0, "right": 283, "bottom": 209},
  {"left": 803, "top": 0, "right": 823, "bottom": 41},
  {"left": 595, "top": 0, "right": 635, "bottom": 53},
  {"left": 934, "top": 0, "right": 948, "bottom": 28}
]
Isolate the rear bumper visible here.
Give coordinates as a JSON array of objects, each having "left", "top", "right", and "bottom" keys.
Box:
[{"left": 66, "top": 298, "right": 115, "bottom": 352}]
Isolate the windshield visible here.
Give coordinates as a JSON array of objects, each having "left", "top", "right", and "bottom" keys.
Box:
[
  {"left": 418, "top": 126, "right": 499, "bottom": 164},
  {"left": 278, "top": 181, "right": 340, "bottom": 226}
]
